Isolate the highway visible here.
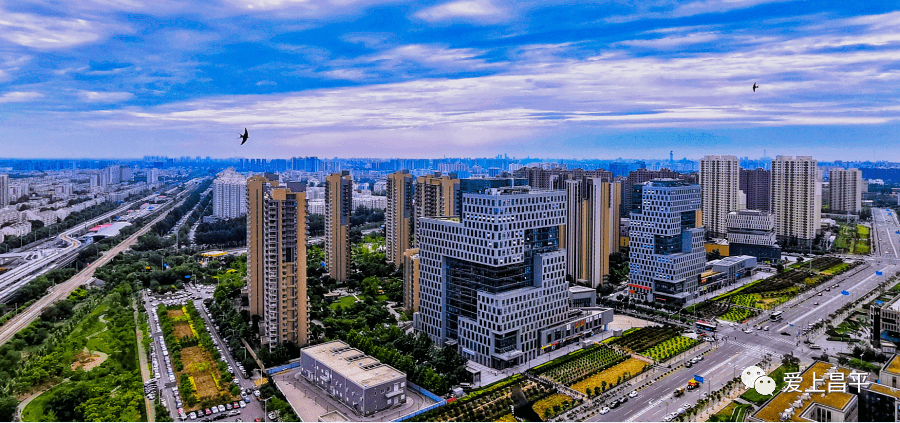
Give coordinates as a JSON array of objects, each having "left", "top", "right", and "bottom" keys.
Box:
[
  {"left": 872, "top": 207, "right": 900, "bottom": 260},
  {"left": 588, "top": 208, "right": 900, "bottom": 422},
  {"left": 0, "top": 190, "right": 191, "bottom": 346},
  {"left": 0, "top": 191, "right": 162, "bottom": 302}
]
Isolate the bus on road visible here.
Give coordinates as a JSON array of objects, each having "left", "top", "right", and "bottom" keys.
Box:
[
  {"left": 696, "top": 320, "right": 717, "bottom": 332},
  {"left": 770, "top": 311, "right": 784, "bottom": 321}
]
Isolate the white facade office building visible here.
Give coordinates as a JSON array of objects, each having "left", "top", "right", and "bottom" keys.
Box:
[
  {"left": 213, "top": 168, "right": 247, "bottom": 219},
  {"left": 415, "top": 186, "right": 610, "bottom": 369},
  {"left": 628, "top": 179, "right": 706, "bottom": 306}
]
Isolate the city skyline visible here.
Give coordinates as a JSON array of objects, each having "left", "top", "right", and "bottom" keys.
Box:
[{"left": 1, "top": 1, "right": 900, "bottom": 160}]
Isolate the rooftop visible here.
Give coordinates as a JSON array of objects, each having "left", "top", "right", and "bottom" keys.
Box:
[
  {"left": 302, "top": 340, "right": 405, "bottom": 388},
  {"left": 885, "top": 354, "right": 900, "bottom": 375},
  {"left": 867, "top": 383, "right": 900, "bottom": 400},
  {"left": 568, "top": 285, "right": 596, "bottom": 294},
  {"left": 754, "top": 362, "right": 855, "bottom": 422}
]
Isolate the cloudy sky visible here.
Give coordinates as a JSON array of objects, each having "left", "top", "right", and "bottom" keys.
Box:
[{"left": 1, "top": 0, "right": 900, "bottom": 160}]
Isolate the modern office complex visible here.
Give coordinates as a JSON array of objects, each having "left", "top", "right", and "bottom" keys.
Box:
[
  {"left": 628, "top": 179, "right": 705, "bottom": 305},
  {"left": 771, "top": 156, "right": 822, "bottom": 244},
  {"left": 213, "top": 167, "right": 248, "bottom": 219},
  {"left": 740, "top": 168, "right": 770, "bottom": 212},
  {"left": 386, "top": 171, "right": 415, "bottom": 265},
  {"left": 415, "top": 186, "right": 609, "bottom": 369},
  {"left": 565, "top": 178, "right": 622, "bottom": 288},
  {"left": 456, "top": 177, "right": 528, "bottom": 222},
  {"left": 246, "top": 175, "right": 308, "bottom": 347},
  {"left": 699, "top": 155, "right": 741, "bottom": 238},
  {"left": 621, "top": 168, "right": 683, "bottom": 217},
  {"left": 725, "top": 210, "right": 781, "bottom": 262},
  {"left": 298, "top": 340, "right": 407, "bottom": 416},
  {"left": 829, "top": 168, "right": 863, "bottom": 213},
  {"left": 325, "top": 171, "right": 353, "bottom": 282},
  {"left": 402, "top": 248, "right": 420, "bottom": 312}
]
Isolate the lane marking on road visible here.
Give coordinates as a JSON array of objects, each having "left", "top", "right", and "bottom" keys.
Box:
[
  {"left": 625, "top": 351, "right": 740, "bottom": 422},
  {"left": 777, "top": 267, "right": 894, "bottom": 332}
]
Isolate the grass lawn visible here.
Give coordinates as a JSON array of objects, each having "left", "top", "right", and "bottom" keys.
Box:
[
  {"left": 708, "top": 401, "right": 751, "bottom": 422},
  {"left": 329, "top": 295, "right": 358, "bottom": 310},
  {"left": 857, "top": 225, "right": 870, "bottom": 237},
  {"left": 740, "top": 364, "right": 798, "bottom": 404},
  {"left": 21, "top": 388, "right": 56, "bottom": 422}
]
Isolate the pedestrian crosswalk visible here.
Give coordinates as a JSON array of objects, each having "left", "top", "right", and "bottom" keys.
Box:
[{"left": 729, "top": 340, "right": 778, "bottom": 358}]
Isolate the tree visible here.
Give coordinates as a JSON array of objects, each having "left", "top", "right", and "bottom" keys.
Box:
[
  {"left": 707, "top": 249, "right": 721, "bottom": 261},
  {"left": 0, "top": 395, "right": 17, "bottom": 422}
]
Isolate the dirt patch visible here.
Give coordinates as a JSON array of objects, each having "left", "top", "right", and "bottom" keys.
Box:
[
  {"left": 182, "top": 346, "right": 206, "bottom": 367},
  {"left": 167, "top": 309, "right": 185, "bottom": 319},
  {"left": 194, "top": 373, "right": 221, "bottom": 399},
  {"left": 71, "top": 349, "right": 108, "bottom": 371},
  {"left": 174, "top": 321, "right": 193, "bottom": 338}
]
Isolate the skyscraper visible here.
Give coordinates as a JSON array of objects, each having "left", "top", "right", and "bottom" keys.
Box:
[
  {"left": 414, "top": 173, "right": 459, "bottom": 245},
  {"left": 416, "top": 186, "right": 608, "bottom": 369},
  {"left": 829, "top": 168, "right": 863, "bottom": 213},
  {"left": 628, "top": 179, "right": 705, "bottom": 305},
  {"left": 739, "top": 168, "right": 771, "bottom": 212},
  {"left": 771, "top": 156, "right": 821, "bottom": 244},
  {"left": 0, "top": 174, "right": 8, "bottom": 207},
  {"left": 325, "top": 171, "right": 352, "bottom": 282},
  {"left": 213, "top": 168, "right": 248, "bottom": 219},
  {"left": 565, "top": 178, "right": 622, "bottom": 288},
  {"left": 699, "top": 155, "right": 740, "bottom": 238},
  {"left": 386, "top": 171, "right": 415, "bottom": 265},
  {"left": 246, "top": 176, "right": 308, "bottom": 347},
  {"left": 621, "top": 168, "right": 682, "bottom": 216}
]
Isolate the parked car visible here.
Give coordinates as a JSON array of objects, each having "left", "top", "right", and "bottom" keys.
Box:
[
  {"left": 629, "top": 390, "right": 638, "bottom": 398},
  {"left": 233, "top": 402, "right": 241, "bottom": 409},
  {"left": 239, "top": 402, "right": 247, "bottom": 409},
  {"left": 189, "top": 412, "right": 197, "bottom": 420},
  {"left": 599, "top": 407, "right": 610, "bottom": 415}
]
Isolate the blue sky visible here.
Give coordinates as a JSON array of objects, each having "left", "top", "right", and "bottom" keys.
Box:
[{"left": 1, "top": 0, "right": 900, "bottom": 160}]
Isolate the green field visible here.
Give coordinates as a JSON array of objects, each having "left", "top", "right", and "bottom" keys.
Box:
[
  {"left": 833, "top": 224, "right": 870, "bottom": 255},
  {"left": 329, "top": 295, "right": 358, "bottom": 309},
  {"left": 708, "top": 401, "right": 751, "bottom": 422}
]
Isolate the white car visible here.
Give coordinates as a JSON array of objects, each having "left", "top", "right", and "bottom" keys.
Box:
[
  {"left": 743, "top": 328, "right": 752, "bottom": 334},
  {"left": 629, "top": 390, "right": 638, "bottom": 398},
  {"left": 189, "top": 412, "right": 197, "bottom": 420},
  {"left": 239, "top": 401, "right": 246, "bottom": 409},
  {"left": 599, "top": 407, "right": 610, "bottom": 415}
]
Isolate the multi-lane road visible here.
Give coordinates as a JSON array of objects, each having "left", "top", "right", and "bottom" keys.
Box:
[
  {"left": 589, "top": 208, "right": 900, "bottom": 422},
  {"left": 872, "top": 207, "right": 900, "bottom": 260},
  {"left": 0, "top": 192, "right": 165, "bottom": 302},
  {"left": 0, "top": 191, "right": 190, "bottom": 345}
]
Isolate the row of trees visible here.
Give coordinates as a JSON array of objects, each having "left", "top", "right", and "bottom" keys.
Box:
[
  {"left": 195, "top": 216, "right": 246, "bottom": 247},
  {"left": 344, "top": 327, "right": 468, "bottom": 395}
]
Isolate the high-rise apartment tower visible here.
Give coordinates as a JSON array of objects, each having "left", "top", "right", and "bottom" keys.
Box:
[
  {"left": 246, "top": 176, "right": 308, "bottom": 347},
  {"left": 325, "top": 171, "right": 352, "bottom": 282}
]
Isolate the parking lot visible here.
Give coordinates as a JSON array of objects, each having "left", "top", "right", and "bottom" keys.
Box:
[{"left": 141, "top": 287, "right": 270, "bottom": 422}]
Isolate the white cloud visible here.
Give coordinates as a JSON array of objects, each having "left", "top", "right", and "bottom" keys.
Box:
[
  {"left": 414, "top": 0, "right": 507, "bottom": 23},
  {"left": 78, "top": 90, "right": 134, "bottom": 102},
  {"left": 0, "top": 91, "right": 43, "bottom": 104},
  {"left": 0, "top": 12, "right": 125, "bottom": 50},
  {"left": 616, "top": 32, "right": 721, "bottom": 48}
]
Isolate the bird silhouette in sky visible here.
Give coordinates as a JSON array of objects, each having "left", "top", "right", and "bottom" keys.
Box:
[
  {"left": 239, "top": 128, "right": 249, "bottom": 145},
  {"left": 752, "top": 82, "right": 759, "bottom": 92}
]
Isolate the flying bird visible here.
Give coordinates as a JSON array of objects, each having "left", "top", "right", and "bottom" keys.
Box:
[
  {"left": 752, "top": 82, "right": 759, "bottom": 92},
  {"left": 239, "top": 128, "right": 249, "bottom": 145}
]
